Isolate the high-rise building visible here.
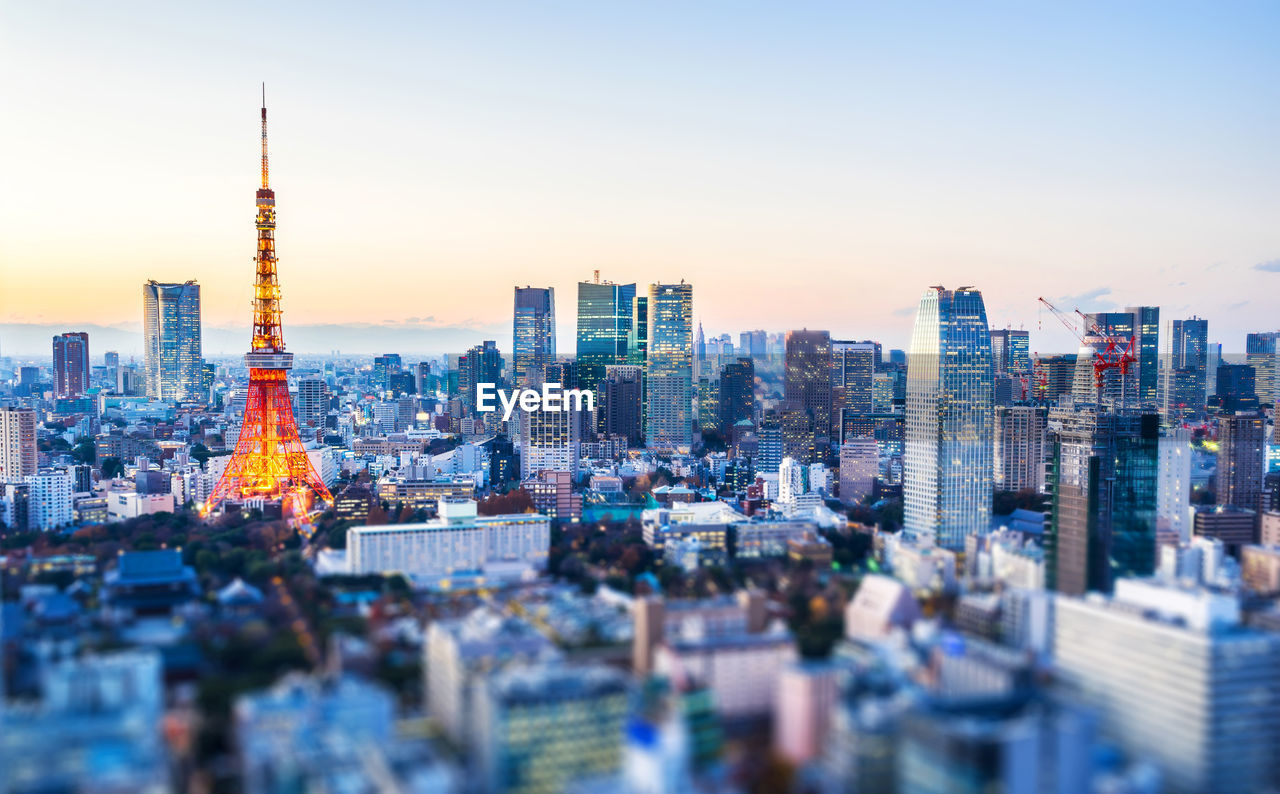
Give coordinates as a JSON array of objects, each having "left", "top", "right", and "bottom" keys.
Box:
[
  {"left": 1125, "top": 305, "right": 1160, "bottom": 405},
  {"left": 0, "top": 407, "right": 38, "bottom": 482},
  {"left": 993, "top": 405, "right": 1047, "bottom": 493},
  {"left": 904, "top": 287, "right": 994, "bottom": 549},
  {"left": 459, "top": 341, "right": 502, "bottom": 411},
  {"left": 739, "top": 330, "right": 767, "bottom": 358},
  {"left": 1156, "top": 428, "right": 1192, "bottom": 544},
  {"left": 1073, "top": 311, "right": 1139, "bottom": 407},
  {"left": 142, "top": 280, "right": 203, "bottom": 402},
  {"left": 1245, "top": 331, "right": 1278, "bottom": 406},
  {"left": 1212, "top": 364, "right": 1258, "bottom": 413},
  {"left": 645, "top": 282, "right": 694, "bottom": 453},
  {"left": 757, "top": 417, "right": 783, "bottom": 474},
  {"left": 718, "top": 357, "right": 755, "bottom": 430},
  {"left": 1054, "top": 578, "right": 1280, "bottom": 794},
  {"left": 512, "top": 287, "right": 555, "bottom": 387},
  {"left": 521, "top": 401, "right": 582, "bottom": 479},
  {"left": 696, "top": 375, "right": 720, "bottom": 435},
  {"left": 104, "top": 350, "right": 121, "bottom": 393},
  {"left": 476, "top": 664, "right": 630, "bottom": 794},
  {"left": 783, "top": 330, "right": 833, "bottom": 460},
  {"left": 831, "top": 340, "right": 875, "bottom": 443},
  {"left": 25, "top": 469, "right": 73, "bottom": 530},
  {"left": 1161, "top": 316, "right": 1209, "bottom": 421},
  {"left": 576, "top": 277, "right": 635, "bottom": 390},
  {"left": 52, "top": 332, "right": 89, "bottom": 399},
  {"left": 1215, "top": 413, "right": 1265, "bottom": 512},
  {"left": 296, "top": 377, "right": 328, "bottom": 430},
  {"left": 414, "top": 360, "right": 433, "bottom": 395},
  {"left": 1046, "top": 406, "right": 1158, "bottom": 594},
  {"left": 599, "top": 365, "right": 643, "bottom": 447},
  {"left": 628, "top": 294, "right": 648, "bottom": 367},
  {"left": 839, "top": 438, "right": 877, "bottom": 504},
  {"left": 989, "top": 328, "right": 1031, "bottom": 375},
  {"left": 372, "top": 354, "right": 402, "bottom": 391},
  {"left": 1034, "top": 354, "right": 1077, "bottom": 403}
]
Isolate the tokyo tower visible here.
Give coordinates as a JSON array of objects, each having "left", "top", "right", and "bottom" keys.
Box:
[{"left": 204, "top": 91, "right": 333, "bottom": 519}]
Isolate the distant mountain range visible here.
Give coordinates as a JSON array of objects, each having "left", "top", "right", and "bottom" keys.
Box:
[{"left": 0, "top": 321, "right": 509, "bottom": 360}]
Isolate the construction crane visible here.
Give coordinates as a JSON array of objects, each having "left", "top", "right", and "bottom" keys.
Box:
[{"left": 1037, "top": 297, "right": 1137, "bottom": 402}]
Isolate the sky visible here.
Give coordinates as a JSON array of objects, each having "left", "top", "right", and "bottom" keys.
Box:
[{"left": 1, "top": 2, "right": 1278, "bottom": 357}]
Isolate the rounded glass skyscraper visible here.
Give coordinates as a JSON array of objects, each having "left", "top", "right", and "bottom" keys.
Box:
[{"left": 904, "top": 286, "right": 994, "bottom": 549}]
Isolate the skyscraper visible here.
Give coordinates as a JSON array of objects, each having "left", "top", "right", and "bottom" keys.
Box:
[
  {"left": 142, "top": 280, "right": 203, "bottom": 402},
  {"left": 599, "top": 365, "right": 643, "bottom": 447},
  {"left": 1212, "top": 364, "right": 1258, "bottom": 413},
  {"left": 104, "top": 350, "right": 121, "bottom": 393},
  {"left": 512, "top": 287, "right": 556, "bottom": 387},
  {"left": 576, "top": 277, "right": 635, "bottom": 390},
  {"left": 831, "top": 340, "right": 875, "bottom": 443},
  {"left": 1215, "top": 413, "right": 1265, "bottom": 512},
  {"left": 1161, "top": 316, "right": 1209, "bottom": 422},
  {"left": 645, "top": 282, "right": 694, "bottom": 453},
  {"left": 989, "top": 328, "right": 1031, "bottom": 375},
  {"left": 1046, "top": 406, "right": 1158, "bottom": 594},
  {"left": 52, "top": 332, "right": 89, "bottom": 399},
  {"left": 904, "top": 287, "right": 994, "bottom": 549},
  {"left": 1125, "top": 306, "right": 1160, "bottom": 405},
  {"left": 1245, "top": 331, "right": 1278, "bottom": 406},
  {"left": 521, "top": 400, "right": 582, "bottom": 478},
  {"left": 296, "top": 376, "right": 329, "bottom": 431},
  {"left": 784, "top": 330, "right": 833, "bottom": 460},
  {"left": 1073, "top": 311, "right": 1138, "bottom": 408},
  {"left": 1156, "top": 428, "right": 1192, "bottom": 544},
  {"left": 993, "top": 404, "right": 1047, "bottom": 493},
  {"left": 372, "top": 354, "right": 402, "bottom": 392},
  {"left": 459, "top": 341, "right": 502, "bottom": 411},
  {"left": 0, "top": 407, "right": 37, "bottom": 483},
  {"left": 718, "top": 357, "right": 755, "bottom": 430}
]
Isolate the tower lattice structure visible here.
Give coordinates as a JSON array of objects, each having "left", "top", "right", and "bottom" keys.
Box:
[{"left": 205, "top": 93, "right": 333, "bottom": 518}]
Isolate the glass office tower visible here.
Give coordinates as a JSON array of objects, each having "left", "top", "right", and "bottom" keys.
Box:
[
  {"left": 513, "top": 287, "right": 555, "bottom": 387},
  {"left": 645, "top": 282, "right": 693, "bottom": 453},
  {"left": 576, "top": 279, "right": 636, "bottom": 390},
  {"left": 1047, "top": 407, "right": 1159, "bottom": 594},
  {"left": 904, "top": 286, "right": 994, "bottom": 549},
  {"left": 142, "top": 280, "right": 202, "bottom": 402}
]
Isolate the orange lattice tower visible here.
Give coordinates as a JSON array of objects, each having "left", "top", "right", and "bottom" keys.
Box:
[{"left": 205, "top": 90, "right": 332, "bottom": 518}]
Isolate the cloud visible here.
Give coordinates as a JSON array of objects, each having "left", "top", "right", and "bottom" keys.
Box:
[
  {"left": 891, "top": 304, "right": 917, "bottom": 317},
  {"left": 1254, "top": 259, "right": 1280, "bottom": 273},
  {"left": 1050, "top": 287, "right": 1117, "bottom": 311}
]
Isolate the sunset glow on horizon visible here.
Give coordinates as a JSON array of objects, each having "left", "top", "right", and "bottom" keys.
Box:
[{"left": 2, "top": 2, "right": 1278, "bottom": 355}]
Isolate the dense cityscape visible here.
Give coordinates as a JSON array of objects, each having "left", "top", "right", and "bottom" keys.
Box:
[
  {"left": 3, "top": 98, "right": 1280, "bottom": 792},
  {"left": 4, "top": 5, "right": 1280, "bottom": 794}
]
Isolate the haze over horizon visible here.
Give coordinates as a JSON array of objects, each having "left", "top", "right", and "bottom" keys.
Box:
[{"left": 2, "top": 2, "right": 1278, "bottom": 357}]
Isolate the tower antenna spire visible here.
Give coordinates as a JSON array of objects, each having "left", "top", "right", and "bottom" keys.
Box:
[{"left": 260, "top": 83, "right": 269, "bottom": 189}]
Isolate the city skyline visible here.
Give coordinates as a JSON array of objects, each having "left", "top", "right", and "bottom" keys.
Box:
[{"left": 3, "top": 2, "right": 1279, "bottom": 356}]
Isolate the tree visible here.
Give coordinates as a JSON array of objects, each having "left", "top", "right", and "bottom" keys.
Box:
[
  {"left": 101, "top": 457, "right": 125, "bottom": 479},
  {"left": 72, "top": 437, "right": 96, "bottom": 464},
  {"left": 190, "top": 443, "right": 213, "bottom": 466},
  {"left": 366, "top": 500, "right": 390, "bottom": 526},
  {"left": 478, "top": 488, "right": 534, "bottom": 516}
]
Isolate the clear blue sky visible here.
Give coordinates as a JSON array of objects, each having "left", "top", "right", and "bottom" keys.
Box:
[{"left": 1, "top": 1, "right": 1278, "bottom": 355}]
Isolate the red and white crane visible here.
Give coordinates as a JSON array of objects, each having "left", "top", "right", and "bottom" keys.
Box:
[{"left": 1037, "top": 297, "right": 1137, "bottom": 404}]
